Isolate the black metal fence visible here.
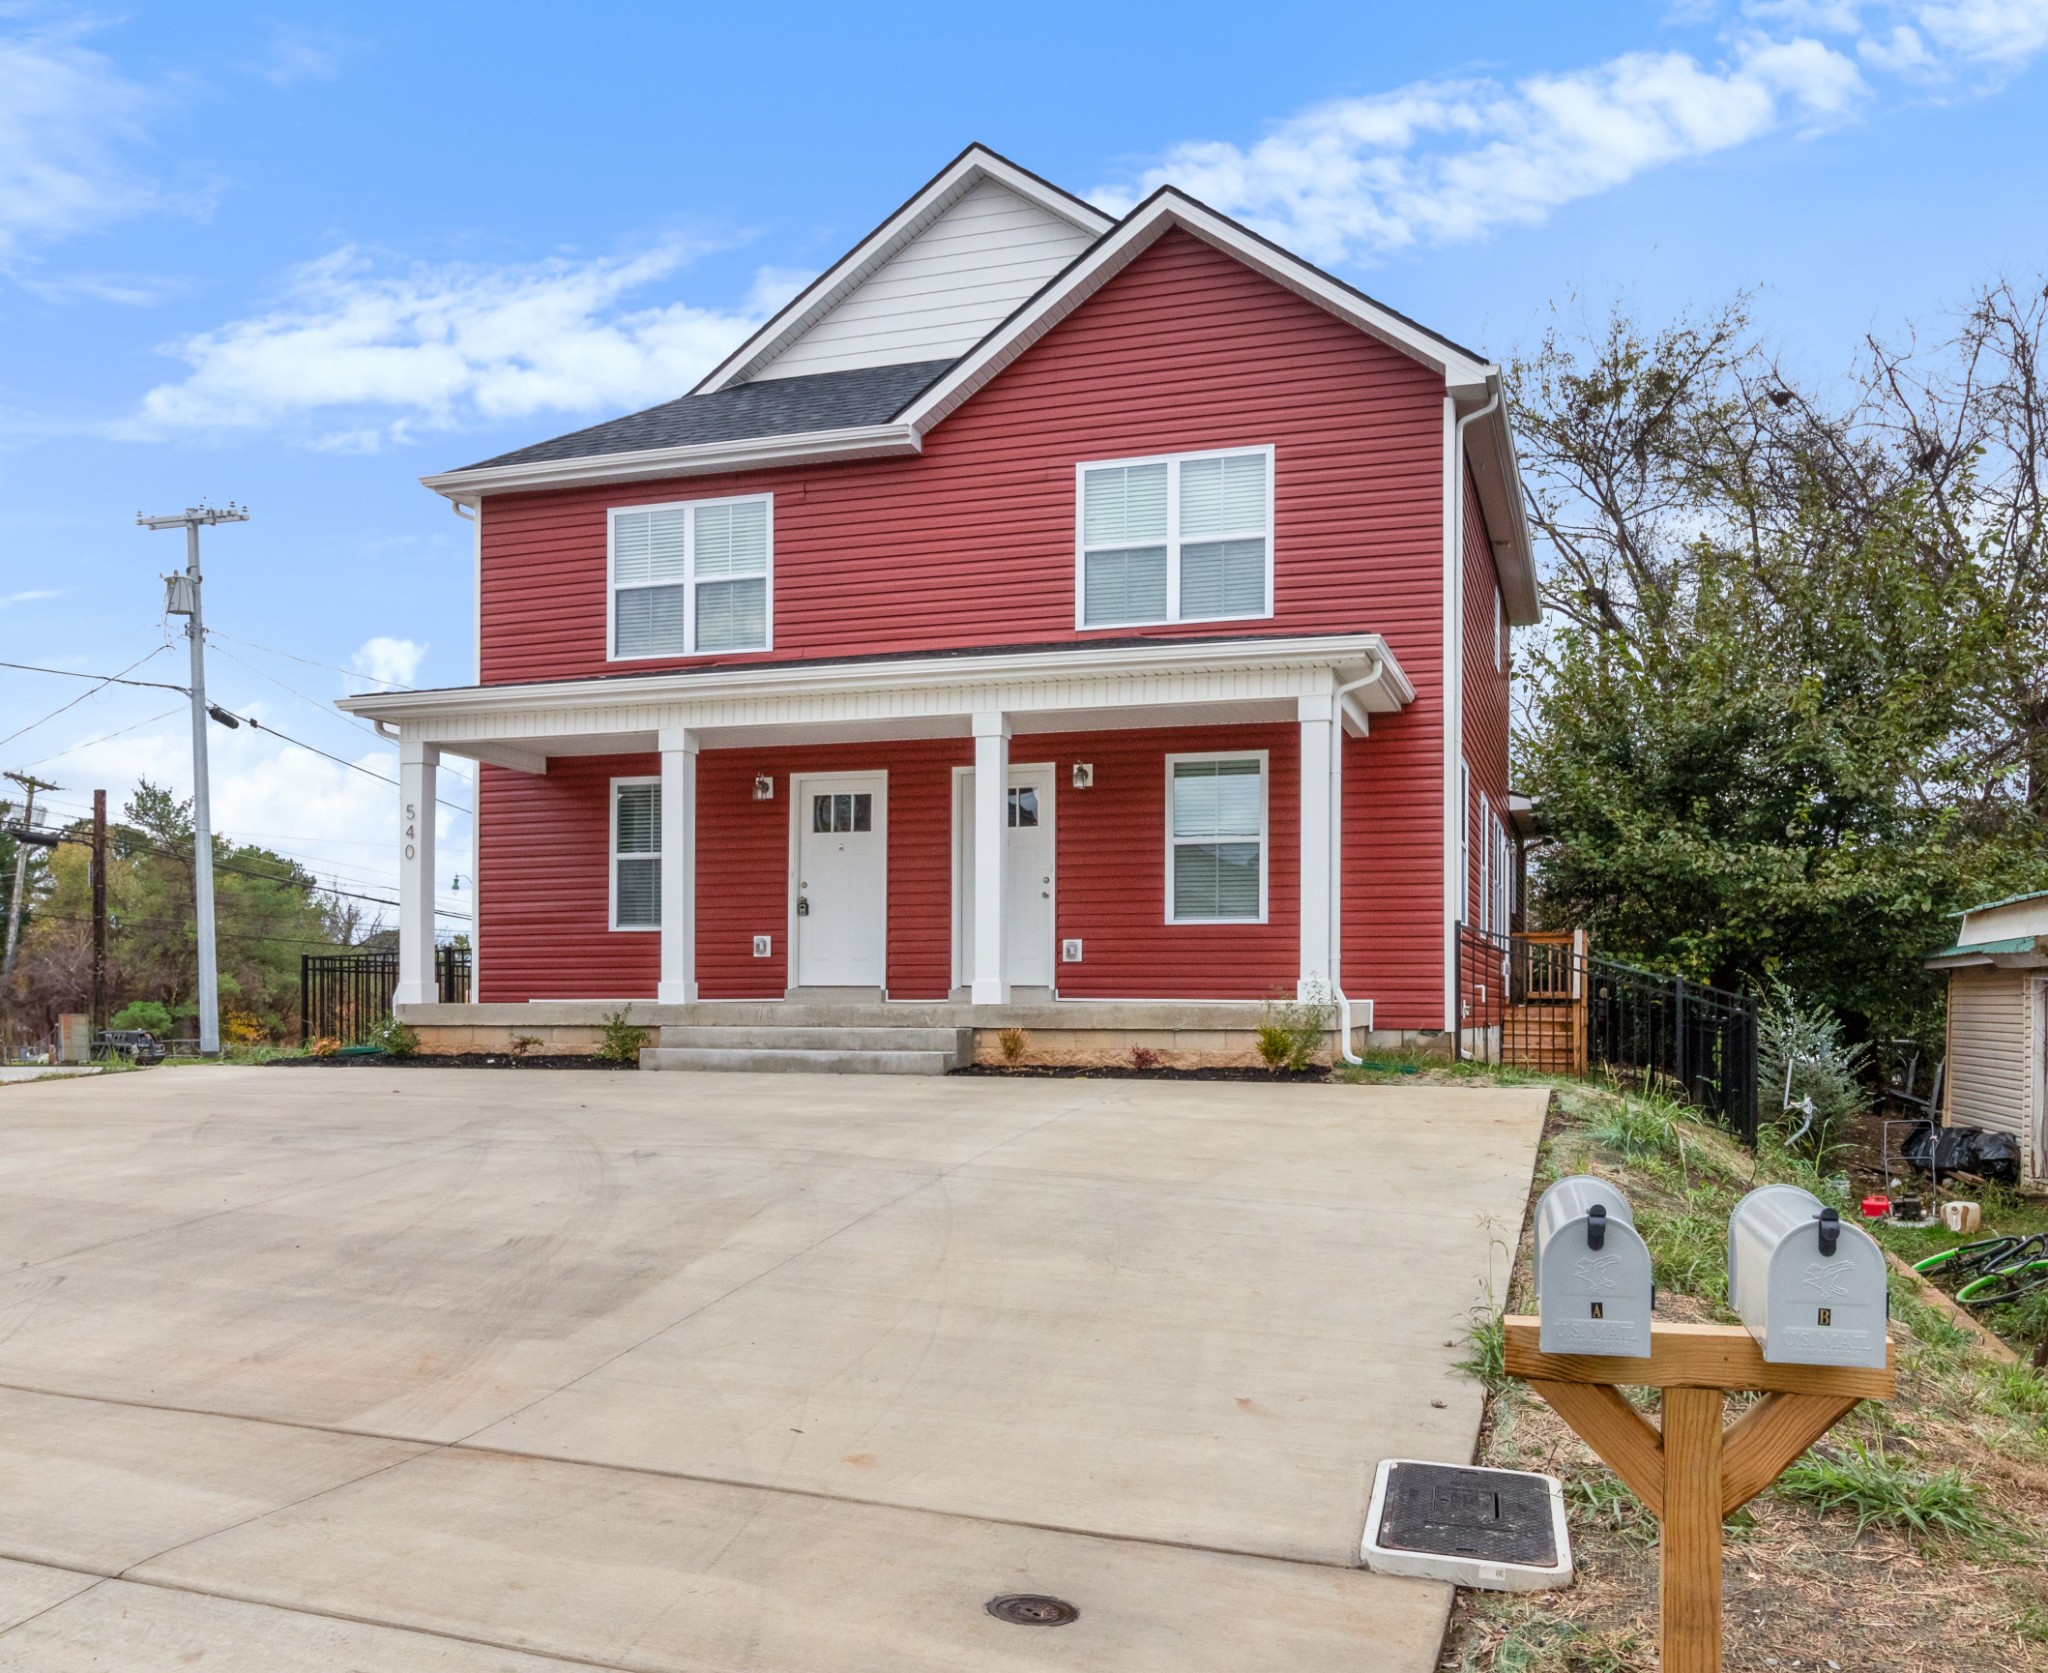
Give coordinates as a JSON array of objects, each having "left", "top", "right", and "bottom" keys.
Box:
[
  {"left": 1456, "top": 925, "right": 1759, "bottom": 1144},
  {"left": 300, "top": 947, "right": 470, "bottom": 1045}
]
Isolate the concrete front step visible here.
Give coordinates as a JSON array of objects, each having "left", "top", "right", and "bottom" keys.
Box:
[
  {"left": 658, "top": 1025, "right": 971, "bottom": 1054},
  {"left": 642, "top": 1046, "right": 956, "bottom": 1076}
]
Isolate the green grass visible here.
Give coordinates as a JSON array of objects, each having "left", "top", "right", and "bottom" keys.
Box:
[
  {"left": 1458, "top": 1307, "right": 1510, "bottom": 1396},
  {"left": 1775, "top": 1439, "right": 2011, "bottom": 1549},
  {"left": 1562, "top": 1471, "right": 1657, "bottom": 1545},
  {"left": 1583, "top": 1096, "right": 1681, "bottom": 1159},
  {"left": 1983, "top": 1359, "right": 2048, "bottom": 1424}
]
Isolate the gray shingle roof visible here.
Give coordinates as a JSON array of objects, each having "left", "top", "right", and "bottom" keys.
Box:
[{"left": 458, "top": 359, "right": 957, "bottom": 472}]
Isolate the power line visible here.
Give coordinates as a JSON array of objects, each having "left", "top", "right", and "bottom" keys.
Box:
[
  {"left": 204, "top": 628, "right": 416, "bottom": 691},
  {"left": 0, "top": 647, "right": 174, "bottom": 750},
  {"left": 0, "top": 658, "right": 188, "bottom": 693},
  {"left": 204, "top": 641, "right": 472, "bottom": 788},
  {"left": 20, "top": 706, "right": 186, "bottom": 772},
  {"left": 202, "top": 705, "right": 472, "bottom": 815}
]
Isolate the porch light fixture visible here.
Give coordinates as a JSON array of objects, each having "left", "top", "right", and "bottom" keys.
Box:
[
  {"left": 753, "top": 774, "right": 774, "bottom": 800},
  {"left": 1071, "top": 763, "right": 1093, "bottom": 788}
]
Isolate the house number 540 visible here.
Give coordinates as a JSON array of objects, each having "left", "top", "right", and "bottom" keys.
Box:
[{"left": 403, "top": 802, "right": 417, "bottom": 862}]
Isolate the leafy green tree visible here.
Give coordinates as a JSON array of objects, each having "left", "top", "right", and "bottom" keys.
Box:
[
  {"left": 1512, "top": 291, "right": 2046, "bottom": 1045},
  {"left": 9, "top": 781, "right": 354, "bottom": 1039}
]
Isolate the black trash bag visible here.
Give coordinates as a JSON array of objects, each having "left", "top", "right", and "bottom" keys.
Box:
[{"left": 1898, "top": 1120, "right": 2021, "bottom": 1184}]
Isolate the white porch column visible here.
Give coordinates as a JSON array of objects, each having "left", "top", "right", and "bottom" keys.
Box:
[
  {"left": 657, "top": 728, "right": 698, "bottom": 1005},
  {"left": 394, "top": 738, "right": 439, "bottom": 1006},
  {"left": 1298, "top": 695, "right": 1335, "bottom": 999},
  {"left": 970, "top": 710, "right": 1010, "bottom": 1005}
]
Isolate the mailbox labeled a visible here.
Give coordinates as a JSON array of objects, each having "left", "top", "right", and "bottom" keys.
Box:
[
  {"left": 1727, "top": 1184, "right": 1888, "bottom": 1369},
  {"left": 1534, "top": 1176, "right": 1654, "bottom": 1357}
]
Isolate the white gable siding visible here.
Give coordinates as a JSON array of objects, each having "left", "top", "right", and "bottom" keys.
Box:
[
  {"left": 1945, "top": 967, "right": 2033, "bottom": 1151},
  {"left": 752, "top": 179, "right": 1096, "bottom": 381}
]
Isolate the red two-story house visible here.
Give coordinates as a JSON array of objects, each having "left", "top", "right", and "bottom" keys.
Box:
[{"left": 342, "top": 145, "right": 1537, "bottom": 1070}]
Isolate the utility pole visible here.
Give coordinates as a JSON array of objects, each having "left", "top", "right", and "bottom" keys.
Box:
[
  {"left": 91, "top": 789, "right": 107, "bottom": 1039},
  {"left": 3, "top": 771, "right": 60, "bottom": 979},
  {"left": 139, "top": 502, "right": 247, "bottom": 1056}
]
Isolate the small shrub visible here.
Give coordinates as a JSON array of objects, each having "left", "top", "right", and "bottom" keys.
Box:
[
  {"left": 309, "top": 1035, "right": 341, "bottom": 1058},
  {"left": 222, "top": 1009, "right": 268, "bottom": 1047},
  {"left": 110, "top": 1000, "right": 175, "bottom": 1036},
  {"left": 1776, "top": 1439, "right": 2006, "bottom": 1547},
  {"left": 1254, "top": 984, "right": 1335, "bottom": 1072},
  {"left": 1129, "top": 1045, "right": 1161, "bottom": 1070},
  {"left": 597, "top": 1009, "right": 649, "bottom": 1065},
  {"left": 366, "top": 1016, "right": 420, "bottom": 1058},
  {"left": 1758, "top": 981, "right": 1869, "bottom": 1162},
  {"left": 996, "top": 1027, "right": 1028, "bottom": 1067},
  {"left": 509, "top": 1033, "right": 543, "bottom": 1058}
]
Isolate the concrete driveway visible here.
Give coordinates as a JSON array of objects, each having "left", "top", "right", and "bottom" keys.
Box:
[{"left": 0, "top": 1066, "right": 1544, "bottom": 1671}]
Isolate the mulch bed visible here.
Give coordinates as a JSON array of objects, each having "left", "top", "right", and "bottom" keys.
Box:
[
  {"left": 272, "top": 1053, "right": 637, "bottom": 1070},
  {"left": 950, "top": 1064, "right": 1329, "bottom": 1082}
]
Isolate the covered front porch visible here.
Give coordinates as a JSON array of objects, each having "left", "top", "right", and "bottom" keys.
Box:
[{"left": 339, "top": 634, "right": 1423, "bottom": 1064}]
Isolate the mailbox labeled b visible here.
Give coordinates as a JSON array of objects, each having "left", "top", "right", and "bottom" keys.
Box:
[
  {"left": 1727, "top": 1184, "right": 1888, "bottom": 1369},
  {"left": 1534, "top": 1176, "right": 1655, "bottom": 1357}
]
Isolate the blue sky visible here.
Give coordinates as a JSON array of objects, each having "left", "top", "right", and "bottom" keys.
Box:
[{"left": 4, "top": 0, "right": 2046, "bottom": 929}]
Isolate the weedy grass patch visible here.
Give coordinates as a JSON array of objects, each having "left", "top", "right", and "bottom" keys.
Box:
[{"left": 1775, "top": 1440, "right": 2011, "bottom": 1550}]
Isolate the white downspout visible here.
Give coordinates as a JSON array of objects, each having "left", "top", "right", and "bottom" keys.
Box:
[
  {"left": 1445, "top": 390, "right": 1501, "bottom": 1039},
  {"left": 1327, "top": 653, "right": 1387, "bottom": 1064}
]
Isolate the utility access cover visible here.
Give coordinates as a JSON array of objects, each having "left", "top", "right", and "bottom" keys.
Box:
[{"left": 1360, "top": 1460, "right": 1572, "bottom": 1591}]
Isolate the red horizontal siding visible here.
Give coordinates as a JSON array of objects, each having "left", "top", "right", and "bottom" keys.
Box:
[
  {"left": 480, "top": 725, "right": 1302, "bottom": 1003},
  {"left": 473, "top": 227, "right": 1452, "bottom": 1026}
]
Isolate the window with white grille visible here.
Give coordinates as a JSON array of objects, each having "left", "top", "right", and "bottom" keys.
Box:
[
  {"left": 1166, "top": 753, "right": 1267, "bottom": 922},
  {"left": 612, "top": 779, "right": 661, "bottom": 929},
  {"left": 609, "top": 494, "right": 771, "bottom": 659},
  {"left": 1078, "top": 447, "right": 1274, "bottom": 628}
]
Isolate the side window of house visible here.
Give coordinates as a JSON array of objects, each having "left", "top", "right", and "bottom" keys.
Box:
[
  {"left": 1079, "top": 448, "right": 1272, "bottom": 629},
  {"left": 1167, "top": 754, "right": 1266, "bottom": 922},
  {"left": 613, "top": 780, "right": 661, "bottom": 929},
  {"left": 610, "top": 495, "right": 771, "bottom": 659}
]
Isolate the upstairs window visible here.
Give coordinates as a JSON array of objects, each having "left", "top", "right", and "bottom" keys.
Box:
[
  {"left": 1166, "top": 753, "right": 1267, "bottom": 923},
  {"left": 612, "top": 779, "right": 661, "bottom": 929},
  {"left": 610, "top": 494, "right": 772, "bottom": 659},
  {"left": 1078, "top": 447, "right": 1273, "bottom": 629}
]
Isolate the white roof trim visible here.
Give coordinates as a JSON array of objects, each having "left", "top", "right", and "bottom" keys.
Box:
[
  {"left": 420, "top": 423, "right": 921, "bottom": 499},
  {"left": 338, "top": 632, "right": 1415, "bottom": 731},
  {"left": 693, "top": 145, "right": 1113, "bottom": 396}
]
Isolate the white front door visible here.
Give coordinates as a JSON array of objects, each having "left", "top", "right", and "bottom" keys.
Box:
[
  {"left": 959, "top": 764, "right": 1055, "bottom": 990},
  {"left": 794, "top": 773, "right": 887, "bottom": 987}
]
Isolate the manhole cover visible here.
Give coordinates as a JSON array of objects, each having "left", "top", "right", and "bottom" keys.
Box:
[
  {"left": 986, "top": 1594, "right": 1079, "bottom": 1627},
  {"left": 1377, "top": 1461, "right": 1558, "bottom": 1565}
]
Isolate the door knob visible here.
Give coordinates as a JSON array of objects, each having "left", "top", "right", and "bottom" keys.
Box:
[{"left": 796, "top": 896, "right": 810, "bottom": 917}]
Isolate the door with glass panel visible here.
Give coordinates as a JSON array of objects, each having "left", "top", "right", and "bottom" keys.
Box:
[
  {"left": 957, "top": 765, "right": 1055, "bottom": 990},
  {"left": 793, "top": 774, "right": 887, "bottom": 988}
]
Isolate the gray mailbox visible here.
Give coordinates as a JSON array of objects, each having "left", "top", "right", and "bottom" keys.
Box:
[
  {"left": 1727, "top": 1184, "right": 1888, "bottom": 1369},
  {"left": 1534, "top": 1175, "right": 1654, "bottom": 1357}
]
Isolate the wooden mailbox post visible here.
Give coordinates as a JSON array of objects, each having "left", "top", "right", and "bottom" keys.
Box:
[{"left": 1504, "top": 1316, "right": 1895, "bottom": 1673}]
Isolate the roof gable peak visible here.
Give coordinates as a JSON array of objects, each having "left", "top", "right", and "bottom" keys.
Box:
[{"left": 695, "top": 144, "right": 1112, "bottom": 394}]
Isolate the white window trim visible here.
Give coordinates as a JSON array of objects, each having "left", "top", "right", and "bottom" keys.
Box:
[
  {"left": 1459, "top": 759, "right": 1471, "bottom": 928},
  {"left": 609, "top": 775, "right": 662, "bottom": 932},
  {"left": 1163, "top": 749, "right": 1270, "bottom": 925},
  {"left": 1074, "top": 444, "right": 1277, "bottom": 631},
  {"left": 1479, "top": 790, "right": 1492, "bottom": 936},
  {"left": 606, "top": 491, "right": 775, "bottom": 662},
  {"left": 1496, "top": 588, "right": 1508, "bottom": 673}
]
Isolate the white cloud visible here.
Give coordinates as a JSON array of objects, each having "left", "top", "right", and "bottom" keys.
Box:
[
  {"left": 132, "top": 245, "right": 786, "bottom": 441},
  {"left": 1096, "top": 3, "right": 2045, "bottom": 264},
  {"left": 351, "top": 637, "right": 427, "bottom": 689},
  {"left": 242, "top": 26, "right": 350, "bottom": 88},
  {"left": 0, "top": 26, "right": 164, "bottom": 264},
  {"left": 0, "top": 588, "right": 63, "bottom": 608}
]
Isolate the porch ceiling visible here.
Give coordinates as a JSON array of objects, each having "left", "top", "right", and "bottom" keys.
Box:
[{"left": 338, "top": 634, "right": 1413, "bottom": 771}]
